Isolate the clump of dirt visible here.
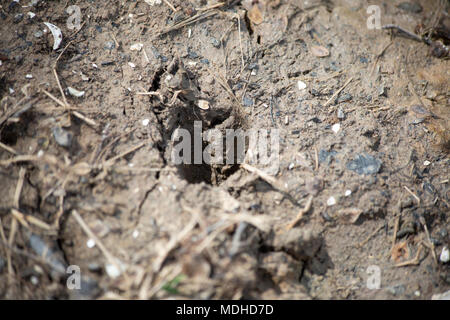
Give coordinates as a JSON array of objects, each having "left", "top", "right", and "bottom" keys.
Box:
[{"left": 0, "top": 0, "right": 449, "bottom": 300}]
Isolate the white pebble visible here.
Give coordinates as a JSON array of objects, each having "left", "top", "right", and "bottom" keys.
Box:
[
  {"left": 331, "top": 123, "right": 340, "bottom": 133},
  {"left": 130, "top": 43, "right": 143, "bottom": 51},
  {"left": 26, "top": 74, "right": 33, "bottom": 79},
  {"left": 327, "top": 196, "right": 336, "bottom": 206},
  {"left": 345, "top": 189, "right": 352, "bottom": 197},
  {"left": 142, "top": 118, "right": 150, "bottom": 126},
  {"left": 297, "top": 80, "right": 307, "bottom": 90},
  {"left": 423, "top": 160, "right": 431, "bottom": 166},
  {"left": 86, "top": 239, "right": 96, "bottom": 248},
  {"left": 27, "top": 12, "right": 36, "bottom": 19},
  {"left": 128, "top": 62, "right": 136, "bottom": 68},
  {"left": 132, "top": 230, "right": 139, "bottom": 239},
  {"left": 9, "top": 88, "right": 14, "bottom": 94},
  {"left": 440, "top": 246, "right": 449, "bottom": 263}
]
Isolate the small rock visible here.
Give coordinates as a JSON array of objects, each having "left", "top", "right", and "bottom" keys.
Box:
[
  {"left": 297, "top": 80, "right": 307, "bottom": 90},
  {"left": 336, "top": 93, "right": 352, "bottom": 103},
  {"left": 440, "top": 247, "right": 449, "bottom": 263},
  {"left": 13, "top": 13, "right": 23, "bottom": 23},
  {"left": 346, "top": 153, "right": 382, "bottom": 175},
  {"left": 337, "top": 107, "right": 345, "bottom": 119},
  {"left": 331, "top": 123, "right": 340, "bottom": 133},
  {"left": 327, "top": 196, "right": 336, "bottom": 206},
  {"left": 378, "top": 86, "right": 388, "bottom": 97},
  {"left": 67, "top": 86, "right": 85, "bottom": 97},
  {"left": 211, "top": 37, "right": 220, "bottom": 48},
  {"left": 52, "top": 127, "right": 73, "bottom": 148},
  {"left": 104, "top": 41, "right": 115, "bottom": 50},
  {"left": 142, "top": 118, "right": 150, "bottom": 126},
  {"left": 242, "top": 95, "right": 254, "bottom": 107},
  {"left": 34, "top": 30, "right": 43, "bottom": 38},
  {"left": 318, "top": 149, "right": 337, "bottom": 165},
  {"left": 130, "top": 43, "right": 143, "bottom": 51},
  {"left": 86, "top": 239, "right": 96, "bottom": 248}
]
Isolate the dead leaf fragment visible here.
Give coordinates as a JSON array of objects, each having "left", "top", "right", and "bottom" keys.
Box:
[
  {"left": 391, "top": 241, "right": 410, "bottom": 262},
  {"left": 248, "top": 5, "right": 263, "bottom": 25}
]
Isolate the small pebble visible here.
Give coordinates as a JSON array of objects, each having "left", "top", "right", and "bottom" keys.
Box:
[
  {"left": 52, "top": 127, "right": 73, "bottom": 148},
  {"left": 440, "top": 247, "right": 449, "bottom": 263},
  {"left": 30, "top": 275, "right": 39, "bottom": 285},
  {"left": 104, "top": 41, "right": 115, "bottom": 50},
  {"left": 345, "top": 189, "right": 352, "bottom": 197},
  {"left": 13, "top": 13, "right": 23, "bottom": 23},
  {"left": 331, "top": 123, "right": 340, "bottom": 133},
  {"left": 128, "top": 62, "right": 136, "bottom": 68},
  {"left": 242, "top": 95, "right": 253, "bottom": 107},
  {"left": 132, "top": 230, "right": 139, "bottom": 239},
  {"left": 297, "top": 80, "right": 307, "bottom": 90},
  {"left": 34, "top": 30, "right": 43, "bottom": 38},
  {"left": 86, "top": 239, "right": 96, "bottom": 248},
  {"left": 327, "top": 196, "right": 336, "bottom": 206},
  {"left": 423, "top": 160, "right": 431, "bottom": 166},
  {"left": 26, "top": 74, "right": 33, "bottom": 79},
  {"left": 130, "top": 43, "right": 143, "bottom": 51},
  {"left": 142, "top": 118, "right": 149, "bottom": 126},
  {"left": 337, "top": 107, "right": 345, "bottom": 119}
]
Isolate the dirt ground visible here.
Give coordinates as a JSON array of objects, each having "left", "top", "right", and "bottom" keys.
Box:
[{"left": 0, "top": 0, "right": 449, "bottom": 300}]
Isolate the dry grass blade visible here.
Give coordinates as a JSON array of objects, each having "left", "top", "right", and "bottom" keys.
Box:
[
  {"left": 153, "top": 211, "right": 198, "bottom": 272},
  {"left": 286, "top": 196, "right": 313, "bottom": 230},
  {"left": 241, "top": 163, "right": 286, "bottom": 192},
  {"left": 71, "top": 210, "right": 124, "bottom": 274},
  {"left": 0, "top": 142, "right": 18, "bottom": 155},
  {"left": 323, "top": 77, "right": 354, "bottom": 107},
  {"left": 153, "top": 9, "right": 219, "bottom": 39}
]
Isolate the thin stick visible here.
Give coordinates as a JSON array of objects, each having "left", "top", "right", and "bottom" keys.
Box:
[
  {"left": 0, "top": 142, "right": 18, "bottom": 155},
  {"left": 323, "top": 77, "right": 353, "bottom": 107},
  {"left": 403, "top": 186, "right": 420, "bottom": 204},
  {"left": 13, "top": 167, "right": 26, "bottom": 208},
  {"left": 153, "top": 212, "right": 198, "bottom": 272},
  {"left": 358, "top": 224, "right": 384, "bottom": 248},
  {"left": 420, "top": 216, "right": 438, "bottom": 265},
  {"left": 104, "top": 140, "right": 149, "bottom": 166},
  {"left": 382, "top": 24, "right": 424, "bottom": 43},
  {"left": 72, "top": 110, "right": 97, "bottom": 126},
  {"left": 314, "top": 147, "right": 319, "bottom": 171},
  {"left": 196, "top": 2, "right": 225, "bottom": 11},
  {"left": 53, "top": 68, "right": 69, "bottom": 108},
  {"left": 163, "top": 0, "right": 177, "bottom": 12},
  {"left": 390, "top": 216, "right": 400, "bottom": 254},
  {"left": 71, "top": 210, "right": 122, "bottom": 272},
  {"left": 241, "top": 163, "right": 285, "bottom": 192},
  {"left": 286, "top": 195, "right": 313, "bottom": 230},
  {"left": 395, "top": 244, "right": 423, "bottom": 267},
  {"left": 0, "top": 217, "right": 13, "bottom": 282}
]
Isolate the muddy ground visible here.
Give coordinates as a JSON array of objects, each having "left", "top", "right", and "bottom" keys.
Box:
[{"left": 0, "top": 0, "right": 449, "bottom": 300}]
